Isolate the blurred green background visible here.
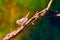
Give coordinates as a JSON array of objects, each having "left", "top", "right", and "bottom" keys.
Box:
[{"left": 0, "top": 0, "right": 60, "bottom": 40}]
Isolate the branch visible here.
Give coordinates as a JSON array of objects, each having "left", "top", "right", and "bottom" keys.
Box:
[{"left": 3, "top": 0, "right": 53, "bottom": 40}]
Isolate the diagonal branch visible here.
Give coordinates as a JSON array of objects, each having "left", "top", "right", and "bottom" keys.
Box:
[{"left": 3, "top": 0, "right": 53, "bottom": 40}]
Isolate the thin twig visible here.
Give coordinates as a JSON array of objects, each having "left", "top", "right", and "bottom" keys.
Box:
[{"left": 3, "top": 0, "right": 53, "bottom": 40}]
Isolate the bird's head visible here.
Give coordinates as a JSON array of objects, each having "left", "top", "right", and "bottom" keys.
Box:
[{"left": 16, "top": 20, "right": 20, "bottom": 25}]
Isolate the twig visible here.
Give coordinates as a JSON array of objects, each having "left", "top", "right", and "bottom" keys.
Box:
[{"left": 3, "top": 0, "right": 53, "bottom": 40}]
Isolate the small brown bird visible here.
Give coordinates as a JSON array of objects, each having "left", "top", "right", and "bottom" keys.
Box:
[{"left": 16, "top": 12, "right": 30, "bottom": 26}]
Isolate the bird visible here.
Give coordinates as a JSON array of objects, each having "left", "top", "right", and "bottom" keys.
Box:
[{"left": 16, "top": 12, "right": 30, "bottom": 26}]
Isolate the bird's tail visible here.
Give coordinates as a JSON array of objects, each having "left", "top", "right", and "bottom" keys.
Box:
[{"left": 25, "top": 12, "right": 30, "bottom": 17}]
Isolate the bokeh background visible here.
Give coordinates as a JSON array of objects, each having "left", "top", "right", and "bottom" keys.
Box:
[{"left": 0, "top": 0, "right": 60, "bottom": 40}]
